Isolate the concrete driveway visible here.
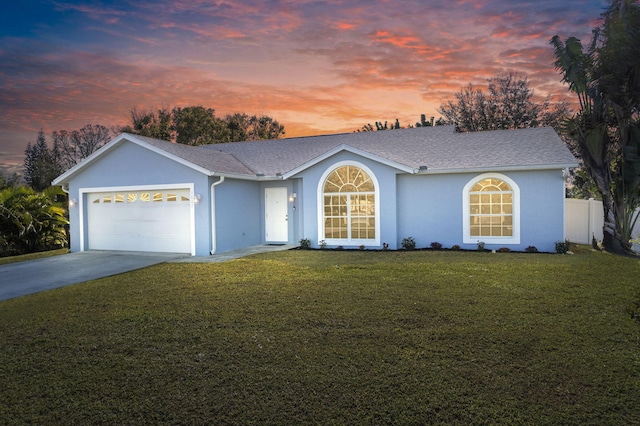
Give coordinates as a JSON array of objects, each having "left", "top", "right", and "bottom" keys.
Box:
[{"left": 0, "top": 251, "right": 187, "bottom": 301}]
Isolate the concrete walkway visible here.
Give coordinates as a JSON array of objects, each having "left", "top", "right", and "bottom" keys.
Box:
[{"left": 170, "top": 244, "right": 297, "bottom": 263}]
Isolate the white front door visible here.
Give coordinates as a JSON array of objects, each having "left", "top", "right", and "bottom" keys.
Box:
[{"left": 265, "top": 187, "right": 288, "bottom": 242}]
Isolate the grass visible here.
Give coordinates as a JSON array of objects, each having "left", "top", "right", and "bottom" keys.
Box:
[
  {"left": 1, "top": 248, "right": 639, "bottom": 425},
  {"left": 0, "top": 248, "right": 68, "bottom": 265}
]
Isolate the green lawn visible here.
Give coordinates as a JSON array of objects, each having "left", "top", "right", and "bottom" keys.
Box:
[{"left": 1, "top": 248, "right": 639, "bottom": 425}]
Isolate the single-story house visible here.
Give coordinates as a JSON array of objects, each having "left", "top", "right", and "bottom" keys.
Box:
[{"left": 52, "top": 125, "right": 578, "bottom": 255}]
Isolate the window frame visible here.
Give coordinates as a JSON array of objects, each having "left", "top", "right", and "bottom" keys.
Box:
[
  {"left": 462, "top": 173, "right": 520, "bottom": 245},
  {"left": 317, "top": 161, "right": 380, "bottom": 247}
]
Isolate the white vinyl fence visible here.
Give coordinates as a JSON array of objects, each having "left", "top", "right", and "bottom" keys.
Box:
[{"left": 565, "top": 198, "right": 640, "bottom": 244}]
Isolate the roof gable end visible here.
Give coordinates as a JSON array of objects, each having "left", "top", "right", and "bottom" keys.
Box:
[
  {"left": 52, "top": 133, "right": 215, "bottom": 185},
  {"left": 281, "top": 144, "right": 416, "bottom": 179}
]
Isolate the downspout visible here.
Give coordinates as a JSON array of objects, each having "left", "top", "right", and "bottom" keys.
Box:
[{"left": 210, "top": 176, "right": 225, "bottom": 255}]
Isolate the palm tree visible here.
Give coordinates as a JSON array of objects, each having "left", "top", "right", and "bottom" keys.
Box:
[{"left": 551, "top": 0, "right": 640, "bottom": 254}]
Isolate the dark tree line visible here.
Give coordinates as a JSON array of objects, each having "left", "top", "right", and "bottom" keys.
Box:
[
  {"left": 359, "top": 74, "right": 570, "bottom": 135},
  {"left": 358, "top": 114, "right": 443, "bottom": 132},
  {"left": 23, "top": 124, "right": 111, "bottom": 192},
  {"left": 22, "top": 106, "right": 286, "bottom": 191},
  {"left": 118, "top": 106, "right": 285, "bottom": 145},
  {"left": 437, "top": 73, "right": 571, "bottom": 133}
]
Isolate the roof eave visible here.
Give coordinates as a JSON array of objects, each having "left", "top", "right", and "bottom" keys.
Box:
[{"left": 415, "top": 162, "right": 579, "bottom": 175}]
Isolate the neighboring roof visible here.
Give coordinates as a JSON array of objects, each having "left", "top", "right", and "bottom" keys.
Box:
[{"left": 53, "top": 126, "right": 578, "bottom": 185}]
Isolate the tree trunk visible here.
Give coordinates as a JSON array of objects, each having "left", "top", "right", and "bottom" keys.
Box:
[
  {"left": 600, "top": 184, "right": 632, "bottom": 254},
  {"left": 591, "top": 166, "right": 632, "bottom": 254}
]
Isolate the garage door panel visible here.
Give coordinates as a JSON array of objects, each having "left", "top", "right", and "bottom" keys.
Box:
[{"left": 87, "top": 189, "right": 192, "bottom": 253}]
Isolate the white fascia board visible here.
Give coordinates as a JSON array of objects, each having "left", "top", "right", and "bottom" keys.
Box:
[
  {"left": 281, "top": 144, "right": 414, "bottom": 179},
  {"left": 52, "top": 133, "right": 215, "bottom": 185}
]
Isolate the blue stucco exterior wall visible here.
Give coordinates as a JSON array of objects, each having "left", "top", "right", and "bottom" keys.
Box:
[
  {"left": 294, "top": 150, "right": 566, "bottom": 252},
  {"left": 397, "top": 169, "right": 566, "bottom": 252},
  {"left": 213, "top": 178, "right": 262, "bottom": 253}
]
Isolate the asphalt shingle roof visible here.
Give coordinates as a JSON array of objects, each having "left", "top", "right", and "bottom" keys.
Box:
[
  {"left": 132, "top": 126, "right": 578, "bottom": 178},
  {"left": 132, "top": 134, "right": 255, "bottom": 176},
  {"left": 198, "top": 125, "right": 577, "bottom": 177}
]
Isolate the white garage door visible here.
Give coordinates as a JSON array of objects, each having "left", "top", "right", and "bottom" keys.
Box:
[{"left": 87, "top": 189, "right": 193, "bottom": 253}]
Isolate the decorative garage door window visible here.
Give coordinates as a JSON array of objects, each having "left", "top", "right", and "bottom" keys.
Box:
[
  {"left": 323, "top": 165, "right": 376, "bottom": 240},
  {"left": 469, "top": 178, "right": 513, "bottom": 237},
  {"left": 91, "top": 191, "right": 191, "bottom": 204}
]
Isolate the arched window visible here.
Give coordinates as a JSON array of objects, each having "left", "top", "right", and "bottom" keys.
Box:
[
  {"left": 319, "top": 163, "right": 379, "bottom": 244},
  {"left": 463, "top": 173, "right": 520, "bottom": 244}
]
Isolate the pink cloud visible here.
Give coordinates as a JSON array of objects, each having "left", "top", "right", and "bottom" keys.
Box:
[{"left": 0, "top": 0, "right": 607, "bottom": 168}]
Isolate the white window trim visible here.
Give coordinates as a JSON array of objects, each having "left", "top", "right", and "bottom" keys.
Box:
[
  {"left": 79, "top": 183, "right": 196, "bottom": 255},
  {"left": 462, "top": 173, "right": 520, "bottom": 245},
  {"left": 317, "top": 161, "right": 381, "bottom": 247}
]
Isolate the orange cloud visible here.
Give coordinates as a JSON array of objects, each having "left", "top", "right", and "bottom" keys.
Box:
[{"left": 0, "top": 0, "right": 604, "bottom": 167}]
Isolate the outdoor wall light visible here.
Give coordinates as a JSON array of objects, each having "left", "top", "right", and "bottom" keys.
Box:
[
  {"left": 69, "top": 198, "right": 77, "bottom": 207},
  {"left": 194, "top": 194, "right": 201, "bottom": 204},
  {"left": 289, "top": 192, "right": 297, "bottom": 202}
]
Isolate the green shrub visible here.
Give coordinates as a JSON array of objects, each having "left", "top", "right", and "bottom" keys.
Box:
[
  {"left": 0, "top": 186, "right": 68, "bottom": 257},
  {"left": 401, "top": 237, "right": 416, "bottom": 250},
  {"left": 299, "top": 238, "right": 311, "bottom": 249},
  {"left": 430, "top": 242, "right": 443, "bottom": 250},
  {"left": 477, "top": 241, "right": 486, "bottom": 251},
  {"left": 525, "top": 245, "right": 539, "bottom": 253},
  {"left": 451, "top": 244, "right": 461, "bottom": 251},
  {"left": 555, "top": 240, "right": 571, "bottom": 254},
  {"left": 319, "top": 240, "right": 327, "bottom": 250}
]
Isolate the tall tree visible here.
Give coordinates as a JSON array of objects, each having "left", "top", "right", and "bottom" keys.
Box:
[
  {"left": 438, "top": 73, "right": 571, "bottom": 133},
  {"left": 172, "top": 106, "right": 230, "bottom": 146},
  {"left": 53, "top": 124, "right": 111, "bottom": 170},
  {"left": 243, "top": 114, "right": 285, "bottom": 141},
  {"left": 23, "top": 130, "right": 61, "bottom": 191},
  {"left": 120, "top": 107, "right": 173, "bottom": 141},
  {"left": 551, "top": 0, "right": 640, "bottom": 254},
  {"left": 0, "top": 172, "right": 20, "bottom": 190},
  {"left": 120, "top": 106, "right": 285, "bottom": 144}
]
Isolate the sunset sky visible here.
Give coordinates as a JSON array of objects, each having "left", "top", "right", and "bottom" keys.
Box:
[{"left": 0, "top": 0, "right": 608, "bottom": 175}]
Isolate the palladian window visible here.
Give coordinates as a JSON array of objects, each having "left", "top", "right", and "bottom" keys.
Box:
[
  {"left": 469, "top": 178, "right": 513, "bottom": 237},
  {"left": 322, "top": 165, "right": 376, "bottom": 241}
]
